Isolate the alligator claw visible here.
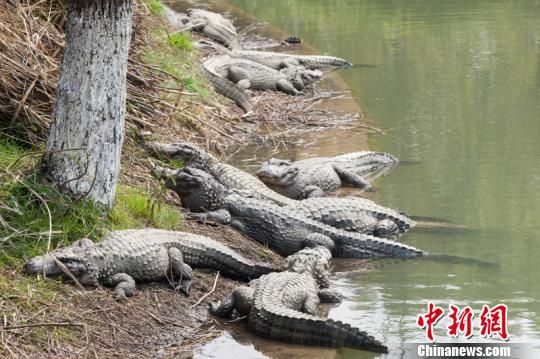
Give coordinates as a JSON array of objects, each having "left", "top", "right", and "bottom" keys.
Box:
[
  {"left": 177, "top": 280, "right": 192, "bottom": 296},
  {"left": 114, "top": 291, "right": 128, "bottom": 301}
]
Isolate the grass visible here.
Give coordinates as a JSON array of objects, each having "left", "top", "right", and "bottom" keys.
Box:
[
  {"left": 0, "top": 177, "right": 107, "bottom": 266},
  {"left": 0, "top": 138, "right": 181, "bottom": 267},
  {"left": 0, "top": 138, "right": 29, "bottom": 168},
  {"left": 143, "top": 27, "right": 210, "bottom": 98},
  {"left": 168, "top": 32, "right": 193, "bottom": 51},
  {"left": 109, "top": 185, "right": 181, "bottom": 230},
  {"left": 143, "top": 0, "right": 164, "bottom": 15},
  {"left": 0, "top": 179, "right": 182, "bottom": 266}
]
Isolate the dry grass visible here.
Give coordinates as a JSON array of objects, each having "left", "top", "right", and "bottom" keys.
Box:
[{"left": 0, "top": 0, "right": 245, "bottom": 150}]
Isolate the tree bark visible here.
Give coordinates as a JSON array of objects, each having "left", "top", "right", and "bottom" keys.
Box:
[{"left": 43, "top": 0, "right": 132, "bottom": 208}]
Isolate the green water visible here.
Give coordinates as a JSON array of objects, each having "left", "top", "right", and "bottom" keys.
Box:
[{"left": 197, "top": 0, "right": 540, "bottom": 357}]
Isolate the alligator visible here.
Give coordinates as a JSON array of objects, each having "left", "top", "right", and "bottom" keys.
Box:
[
  {"left": 229, "top": 49, "right": 352, "bottom": 70},
  {"left": 24, "top": 229, "right": 277, "bottom": 299},
  {"left": 210, "top": 239, "right": 388, "bottom": 353},
  {"left": 256, "top": 152, "right": 399, "bottom": 199},
  {"left": 291, "top": 197, "right": 415, "bottom": 238},
  {"left": 155, "top": 166, "right": 424, "bottom": 258},
  {"left": 204, "top": 55, "right": 322, "bottom": 95},
  {"left": 203, "top": 64, "right": 254, "bottom": 113},
  {"left": 148, "top": 141, "right": 297, "bottom": 207},
  {"left": 168, "top": 8, "right": 241, "bottom": 49},
  {"left": 149, "top": 142, "right": 414, "bottom": 238}
]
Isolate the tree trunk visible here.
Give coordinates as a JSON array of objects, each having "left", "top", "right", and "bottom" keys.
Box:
[{"left": 43, "top": 0, "right": 132, "bottom": 208}]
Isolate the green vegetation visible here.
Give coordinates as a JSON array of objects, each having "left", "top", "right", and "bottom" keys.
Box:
[
  {"left": 258, "top": 244, "right": 272, "bottom": 262},
  {"left": 143, "top": 26, "right": 209, "bottom": 97},
  {"left": 0, "top": 138, "right": 181, "bottom": 267},
  {"left": 108, "top": 185, "right": 181, "bottom": 230},
  {"left": 143, "top": 0, "right": 164, "bottom": 15},
  {"left": 0, "top": 138, "right": 29, "bottom": 168},
  {"left": 168, "top": 32, "right": 193, "bottom": 51}
]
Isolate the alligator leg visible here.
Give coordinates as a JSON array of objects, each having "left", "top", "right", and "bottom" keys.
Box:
[
  {"left": 305, "top": 233, "right": 335, "bottom": 251},
  {"left": 278, "top": 59, "right": 301, "bottom": 70},
  {"left": 227, "top": 66, "right": 252, "bottom": 90},
  {"left": 236, "top": 79, "right": 251, "bottom": 90},
  {"left": 277, "top": 79, "right": 301, "bottom": 95},
  {"left": 210, "top": 285, "right": 254, "bottom": 317},
  {"left": 333, "top": 165, "right": 373, "bottom": 191},
  {"left": 168, "top": 247, "right": 194, "bottom": 295},
  {"left": 302, "top": 291, "right": 320, "bottom": 315},
  {"left": 318, "top": 288, "right": 344, "bottom": 303},
  {"left": 187, "top": 209, "right": 231, "bottom": 224},
  {"left": 109, "top": 273, "right": 136, "bottom": 300},
  {"left": 302, "top": 185, "right": 325, "bottom": 198}
]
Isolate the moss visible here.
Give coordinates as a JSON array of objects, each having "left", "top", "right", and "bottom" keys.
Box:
[
  {"left": 258, "top": 245, "right": 273, "bottom": 262},
  {"left": 0, "top": 269, "right": 67, "bottom": 310}
]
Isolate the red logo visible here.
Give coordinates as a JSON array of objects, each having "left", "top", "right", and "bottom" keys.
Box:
[
  {"left": 480, "top": 304, "right": 509, "bottom": 340},
  {"left": 447, "top": 305, "right": 474, "bottom": 339},
  {"left": 417, "top": 302, "right": 445, "bottom": 342},
  {"left": 417, "top": 302, "right": 509, "bottom": 342}
]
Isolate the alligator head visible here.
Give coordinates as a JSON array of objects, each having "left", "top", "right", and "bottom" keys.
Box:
[
  {"left": 156, "top": 166, "right": 227, "bottom": 212},
  {"left": 283, "top": 66, "right": 323, "bottom": 91},
  {"left": 147, "top": 142, "right": 215, "bottom": 169},
  {"left": 24, "top": 239, "right": 98, "bottom": 284},
  {"left": 285, "top": 236, "right": 333, "bottom": 288},
  {"left": 299, "top": 69, "right": 322, "bottom": 85},
  {"left": 256, "top": 158, "right": 299, "bottom": 187}
]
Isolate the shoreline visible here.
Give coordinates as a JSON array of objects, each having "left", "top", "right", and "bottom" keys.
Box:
[{"left": 0, "top": 1, "right": 373, "bottom": 357}]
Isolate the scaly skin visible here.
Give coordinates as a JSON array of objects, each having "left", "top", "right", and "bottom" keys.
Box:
[
  {"left": 148, "top": 141, "right": 297, "bottom": 206},
  {"left": 204, "top": 55, "right": 322, "bottom": 96},
  {"left": 291, "top": 197, "right": 415, "bottom": 237},
  {"left": 149, "top": 143, "right": 414, "bottom": 238},
  {"left": 256, "top": 152, "right": 399, "bottom": 199},
  {"left": 229, "top": 49, "right": 352, "bottom": 70},
  {"left": 156, "top": 167, "right": 424, "bottom": 258},
  {"left": 203, "top": 66, "right": 254, "bottom": 113},
  {"left": 210, "top": 243, "right": 388, "bottom": 353},
  {"left": 215, "top": 191, "right": 423, "bottom": 258},
  {"left": 185, "top": 9, "right": 240, "bottom": 49},
  {"left": 25, "top": 229, "right": 277, "bottom": 298}
]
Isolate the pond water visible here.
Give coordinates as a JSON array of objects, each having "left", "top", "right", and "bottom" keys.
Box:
[{"left": 193, "top": 0, "right": 540, "bottom": 357}]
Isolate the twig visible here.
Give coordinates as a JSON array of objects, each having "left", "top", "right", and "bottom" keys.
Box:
[
  {"left": 1, "top": 322, "right": 84, "bottom": 331},
  {"left": 190, "top": 272, "right": 219, "bottom": 308}
]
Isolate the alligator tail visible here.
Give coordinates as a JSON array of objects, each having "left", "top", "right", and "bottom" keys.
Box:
[
  {"left": 203, "top": 67, "right": 253, "bottom": 113},
  {"left": 250, "top": 306, "right": 387, "bottom": 353},
  {"left": 332, "top": 230, "right": 425, "bottom": 258},
  {"left": 302, "top": 55, "right": 353, "bottom": 69},
  {"left": 182, "top": 240, "right": 277, "bottom": 281}
]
